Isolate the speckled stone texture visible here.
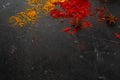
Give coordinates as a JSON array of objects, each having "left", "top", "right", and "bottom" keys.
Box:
[{"left": 0, "top": 0, "right": 120, "bottom": 80}]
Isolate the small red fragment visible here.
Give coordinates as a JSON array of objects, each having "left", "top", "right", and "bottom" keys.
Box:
[
  {"left": 82, "top": 21, "right": 91, "bottom": 29},
  {"left": 62, "top": 27, "right": 71, "bottom": 32},
  {"left": 114, "top": 33, "right": 120, "bottom": 40}
]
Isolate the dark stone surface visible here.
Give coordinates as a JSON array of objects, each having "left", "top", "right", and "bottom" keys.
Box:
[{"left": 0, "top": 0, "right": 120, "bottom": 80}]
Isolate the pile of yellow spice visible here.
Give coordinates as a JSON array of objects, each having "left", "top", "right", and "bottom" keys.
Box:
[
  {"left": 9, "top": 7, "right": 40, "bottom": 27},
  {"left": 8, "top": 0, "right": 65, "bottom": 27}
]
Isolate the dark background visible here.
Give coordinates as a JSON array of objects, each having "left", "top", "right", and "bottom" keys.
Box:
[{"left": 0, "top": 0, "right": 120, "bottom": 80}]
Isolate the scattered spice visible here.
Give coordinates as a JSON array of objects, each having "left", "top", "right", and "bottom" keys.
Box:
[
  {"left": 8, "top": 0, "right": 119, "bottom": 41},
  {"left": 27, "top": 0, "right": 42, "bottom": 5},
  {"left": 9, "top": 0, "right": 66, "bottom": 27},
  {"left": 114, "top": 33, "right": 120, "bottom": 40},
  {"left": 8, "top": 5, "right": 40, "bottom": 27},
  {"left": 105, "top": 14, "right": 117, "bottom": 25},
  {"left": 50, "top": 0, "right": 91, "bottom": 34},
  {"left": 95, "top": 6, "right": 107, "bottom": 22},
  {"left": 9, "top": 15, "right": 25, "bottom": 27},
  {"left": 95, "top": 6, "right": 117, "bottom": 25},
  {"left": 42, "top": 0, "right": 65, "bottom": 14},
  {"left": 43, "top": 1, "right": 55, "bottom": 14},
  {"left": 62, "top": 20, "right": 91, "bottom": 34},
  {"left": 62, "top": 27, "right": 71, "bottom": 32}
]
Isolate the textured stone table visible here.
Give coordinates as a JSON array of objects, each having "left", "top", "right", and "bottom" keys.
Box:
[{"left": 0, "top": 0, "right": 120, "bottom": 80}]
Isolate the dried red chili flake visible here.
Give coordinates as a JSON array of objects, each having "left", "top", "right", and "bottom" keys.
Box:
[
  {"left": 50, "top": 0, "right": 91, "bottom": 34},
  {"left": 82, "top": 21, "right": 92, "bottom": 29},
  {"left": 50, "top": 9, "right": 65, "bottom": 18},
  {"left": 62, "top": 19, "right": 91, "bottom": 34},
  {"left": 62, "top": 27, "right": 71, "bottom": 32},
  {"left": 62, "top": 27, "right": 77, "bottom": 35},
  {"left": 114, "top": 33, "right": 120, "bottom": 40}
]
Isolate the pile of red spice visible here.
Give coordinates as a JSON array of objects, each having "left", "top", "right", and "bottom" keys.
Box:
[{"left": 50, "top": 0, "right": 91, "bottom": 34}]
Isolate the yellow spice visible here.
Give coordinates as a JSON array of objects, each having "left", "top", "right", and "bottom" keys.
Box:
[{"left": 8, "top": 6, "right": 40, "bottom": 27}]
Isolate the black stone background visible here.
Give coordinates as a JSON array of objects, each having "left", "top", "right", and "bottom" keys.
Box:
[{"left": 0, "top": 0, "right": 120, "bottom": 80}]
